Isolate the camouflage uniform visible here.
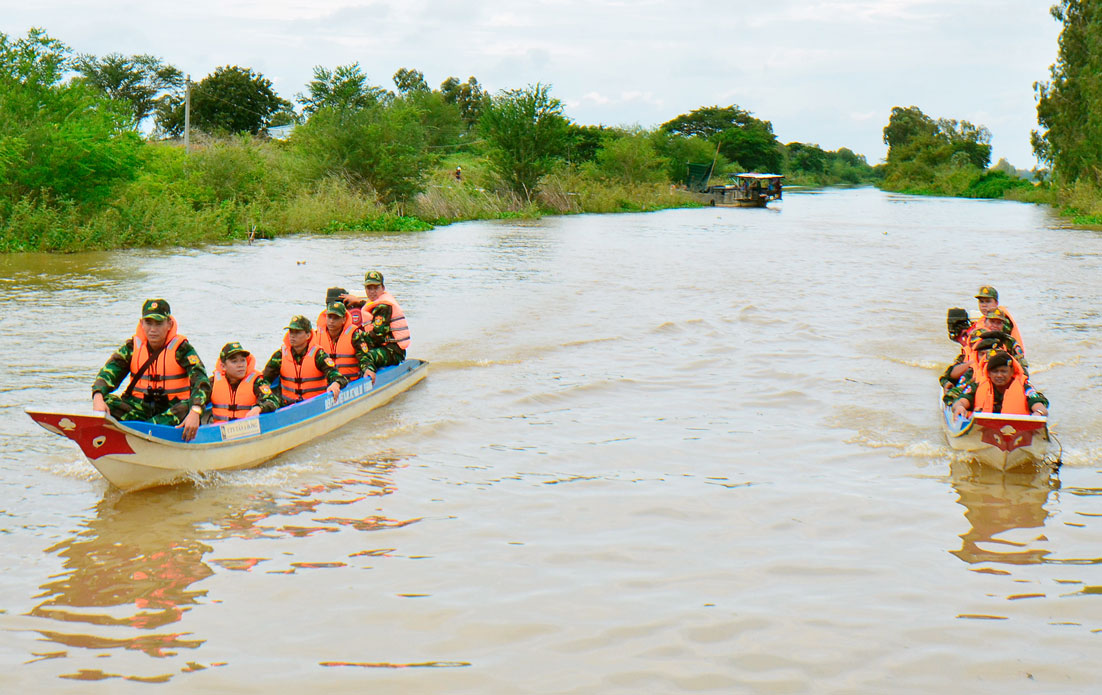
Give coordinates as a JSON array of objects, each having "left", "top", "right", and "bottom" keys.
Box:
[
  {"left": 217, "top": 342, "right": 281, "bottom": 415},
  {"left": 92, "top": 303, "right": 211, "bottom": 425},
  {"left": 262, "top": 317, "right": 349, "bottom": 404},
  {"left": 359, "top": 301, "right": 406, "bottom": 373},
  {"left": 949, "top": 375, "right": 1048, "bottom": 413}
]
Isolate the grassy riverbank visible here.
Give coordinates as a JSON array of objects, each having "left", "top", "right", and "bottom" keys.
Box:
[{"left": 0, "top": 137, "right": 699, "bottom": 253}]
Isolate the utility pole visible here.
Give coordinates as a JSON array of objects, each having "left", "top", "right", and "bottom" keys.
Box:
[{"left": 184, "top": 75, "right": 191, "bottom": 154}]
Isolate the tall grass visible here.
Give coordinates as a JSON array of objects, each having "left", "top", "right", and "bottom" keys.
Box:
[{"left": 1, "top": 138, "right": 703, "bottom": 253}]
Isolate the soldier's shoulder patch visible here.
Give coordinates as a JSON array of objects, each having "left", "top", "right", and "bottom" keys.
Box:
[
  {"left": 324, "top": 357, "right": 335, "bottom": 368},
  {"left": 373, "top": 315, "right": 385, "bottom": 326},
  {"left": 187, "top": 354, "right": 200, "bottom": 365},
  {"left": 260, "top": 384, "right": 272, "bottom": 395}
]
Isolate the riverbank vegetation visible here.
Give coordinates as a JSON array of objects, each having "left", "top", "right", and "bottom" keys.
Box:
[
  {"left": 1, "top": 28, "right": 882, "bottom": 252},
  {"left": 1030, "top": 0, "right": 1102, "bottom": 224}
]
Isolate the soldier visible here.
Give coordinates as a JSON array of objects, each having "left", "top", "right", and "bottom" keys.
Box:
[
  {"left": 262, "top": 315, "right": 347, "bottom": 406},
  {"left": 969, "top": 308, "right": 1027, "bottom": 369},
  {"left": 974, "top": 285, "right": 1025, "bottom": 351},
  {"left": 91, "top": 299, "right": 210, "bottom": 442},
  {"left": 939, "top": 307, "right": 975, "bottom": 393},
  {"left": 340, "top": 270, "right": 411, "bottom": 375},
  {"left": 210, "top": 342, "right": 280, "bottom": 421},
  {"left": 312, "top": 301, "right": 376, "bottom": 384},
  {"left": 951, "top": 350, "right": 1048, "bottom": 417}
]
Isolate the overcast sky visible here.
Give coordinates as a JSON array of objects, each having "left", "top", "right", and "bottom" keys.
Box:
[{"left": 4, "top": 0, "right": 1061, "bottom": 168}]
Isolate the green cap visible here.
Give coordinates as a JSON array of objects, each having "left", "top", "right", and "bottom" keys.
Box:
[
  {"left": 219, "top": 341, "right": 250, "bottom": 361},
  {"left": 284, "top": 315, "right": 312, "bottom": 332},
  {"left": 141, "top": 298, "right": 171, "bottom": 321},
  {"left": 984, "top": 308, "right": 1010, "bottom": 327},
  {"left": 364, "top": 270, "right": 384, "bottom": 286},
  {"left": 325, "top": 301, "right": 347, "bottom": 317},
  {"left": 975, "top": 285, "right": 998, "bottom": 300}
]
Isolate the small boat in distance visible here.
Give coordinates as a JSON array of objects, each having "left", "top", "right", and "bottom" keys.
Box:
[
  {"left": 705, "top": 173, "right": 784, "bottom": 208},
  {"left": 941, "top": 397, "right": 1054, "bottom": 471},
  {"left": 27, "top": 360, "right": 428, "bottom": 492}
]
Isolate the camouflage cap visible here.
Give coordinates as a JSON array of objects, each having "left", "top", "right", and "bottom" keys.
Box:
[
  {"left": 325, "top": 287, "right": 348, "bottom": 305},
  {"left": 141, "top": 298, "right": 171, "bottom": 321},
  {"left": 284, "top": 315, "right": 312, "bottom": 332},
  {"left": 975, "top": 285, "right": 999, "bottom": 300},
  {"left": 986, "top": 350, "right": 1013, "bottom": 370},
  {"left": 363, "top": 270, "right": 385, "bottom": 286},
  {"left": 325, "top": 301, "right": 347, "bottom": 317},
  {"left": 219, "top": 341, "right": 250, "bottom": 361},
  {"left": 985, "top": 307, "right": 1009, "bottom": 322}
]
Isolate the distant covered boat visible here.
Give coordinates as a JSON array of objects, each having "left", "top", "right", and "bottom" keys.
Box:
[
  {"left": 705, "top": 173, "right": 784, "bottom": 208},
  {"left": 941, "top": 397, "right": 1053, "bottom": 471},
  {"left": 27, "top": 360, "right": 428, "bottom": 492}
]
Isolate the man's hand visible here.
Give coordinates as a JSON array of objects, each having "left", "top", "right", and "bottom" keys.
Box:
[
  {"left": 178, "top": 409, "right": 201, "bottom": 442},
  {"left": 364, "top": 369, "right": 376, "bottom": 385},
  {"left": 338, "top": 294, "right": 364, "bottom": 308},
  {"left": 246, "top": 406, "right": 262, "bottom": 418},
  {"left": 92, "top": 392, "right": 107, "bottom": 413},
  {"left": 951, "top": 400, "right": 969, "bottom": 418},
  {"left": 1031, "top": 403, "right": 1048, "bottom": 416},
  {"left": 328, "top": 382, "right": 341, "bottom": 398}
]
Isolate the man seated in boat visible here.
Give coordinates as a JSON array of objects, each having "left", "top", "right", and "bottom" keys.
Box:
[
  {"left": 968, "top": 308, "right": 1027, "bottom": 370},
  {"left": 974, "top": 285, "right": 1025, "bottom": 352},
  {"left": 950, "top": 350, "right": 1048, "bottom": 418},
  {"left": 210, "top": 342, "right": 281, "bottom": 421},
  {"left": 939, "top": 307, "right": 976, "bottom": 393},
  {"left": 262, "top": 316, "right": 348, "bottom": 407},
  {"left": 91, "top": 299, "right": 210, "bottom": 442},
  {"left": 311, "top": 301, "right": 377, "bottom": 385},
  {"left": 339, "top": 270, "right": 411, "bottom": 375}
]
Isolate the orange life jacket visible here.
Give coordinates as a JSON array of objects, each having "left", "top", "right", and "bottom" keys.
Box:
[
  {"left": 971, "top": 306, "right": 1025, "bottom": 355},
  {"left": 280, "top": 336, "right": 326, "bottom": 404},
  {"left": 363, "top": 291, "right": 410, "bottom": 351},
  {"left": 973, "top": 358, "right": 1029, "bottom": 414},
  {"left": 312, "top": 314, "right": 361, "bottom": 379},
  {"left": 211, "top": 354, "right": 260, "bottom": 421},
  {"left": 129, "top": 317, "right": 191, "bottom": 403},
  {"left": 1000, "top": 306, "right": 1025, "bottom": 353}
]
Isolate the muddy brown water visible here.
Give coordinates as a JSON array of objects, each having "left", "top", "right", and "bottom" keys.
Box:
[{"left": 1, "top": 187, "right": 1100, "bottom": 692}]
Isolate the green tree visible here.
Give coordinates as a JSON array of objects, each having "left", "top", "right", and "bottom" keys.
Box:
[
  {"left": 71, "top": 52, "right": 182, "bottom": 127},
  {"left": 441, "top": 76, "right": 489, "bottom": 127},
  {"left": 564, "top": 123, "right": 613, "bottom": 164},
  {"left": 593, "top": 130, "right": 669, "bottom": 183},
  {"left": 292, "top": 101, "right": 432, "bottom": 202},
  {"left": 393, "top": 67, "right": 429, "bottom": 95},
  {"left": 402, "top": 89, "right": 464, "bottom": 149},
  {"left": 651, "top": 131, "right": 725, "bottom": 184},
  {"left": 661, "top": 104, "right": 782, "bottom": 172},
  {"left": 479, "top": 83, "right": 570, "bottom": 197},
  {"left": 1033, "top": 0, "right": 1102, "bottom": 182},
  {"left": 0, "top": 28, "right": 141, "bottom": 205},
  {"left": 156, "top": 66, "right": 291, "bottom": 136},
  {"left": 297, "top": 63, "right": 385, "bottom": 115},
  {"left": 883, "top": 106, "right": 991, "bottom": 170},
  {"left": 882, "top": 106, "right": 938, "bottom": 152}
]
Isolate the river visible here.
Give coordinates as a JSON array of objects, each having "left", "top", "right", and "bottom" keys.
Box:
[{"left": 1, "top": 187, "right": 1100, "bottom": 693}]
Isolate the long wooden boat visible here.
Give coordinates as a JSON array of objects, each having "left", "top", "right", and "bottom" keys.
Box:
[
  {"left": 704, "top": 173, "right": 784, "bottom": 208},
  {"left": 941, "top": 396, "right": 1052, "bottom": 471},
  {"left": 26, "top": 359, "right": 428, "bottom": 492}
]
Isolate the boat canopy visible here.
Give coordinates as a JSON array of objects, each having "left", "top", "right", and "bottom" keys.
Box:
[{"left": 729, "top": 173, "right": 784, "bottom": 180}]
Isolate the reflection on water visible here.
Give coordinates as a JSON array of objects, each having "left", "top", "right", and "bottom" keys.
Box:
[
  {"left": 25, "top": 455, "right": 410, "bottom": 683},
  {"left": 950, "top": 460, "right": 1058, "bottom": 566}
]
